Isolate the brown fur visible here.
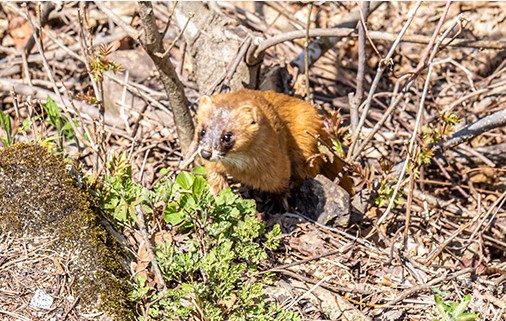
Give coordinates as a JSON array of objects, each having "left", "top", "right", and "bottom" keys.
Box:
[{"left": 195, "top": 89, "right": 353, "bottom": 195}]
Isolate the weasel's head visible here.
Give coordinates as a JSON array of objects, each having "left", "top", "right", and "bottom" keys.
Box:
[{"left": 195, "top": 94, "right": 261, "bottom": 162}]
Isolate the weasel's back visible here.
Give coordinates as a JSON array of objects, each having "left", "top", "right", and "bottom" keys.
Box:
[{"left": 257, "top": 90, "right": 353, "bottom": 194}]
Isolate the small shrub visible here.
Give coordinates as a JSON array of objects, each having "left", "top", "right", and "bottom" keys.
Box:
[{"left": 99, "top": 162, "right": 296, "bottom": 320}]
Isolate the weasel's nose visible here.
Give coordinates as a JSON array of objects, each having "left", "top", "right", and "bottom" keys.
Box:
[{"left": 200, "top": 149, "right": 212, "bottom": 160}]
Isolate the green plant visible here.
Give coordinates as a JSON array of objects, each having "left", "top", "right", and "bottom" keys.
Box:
[
  {"left": 374, "top": 112, "right": 460, "bottom": 208},
  {"left": 434, "top": 293, "right": 479, "bottom": 321},
  {"left": 128, "top": 170, "right": 295, "bottom": 321},
  {"left": 98, "top": 152, "right": 160, "bottom": 223},
  {"left": 0, "top": 110, "right": 13, "bottom": 146},
  {"left": 89, "top": 43, "right": 123, "bottom": 82},
  {"left": 375, "top": 179, "right": 405, "bottom": 207},
  {"left": 41, "top": 96, "right": 77, "bottom": 148}
]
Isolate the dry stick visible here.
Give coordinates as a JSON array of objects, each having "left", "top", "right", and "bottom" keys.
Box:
[
  {"left": 352, "top": 58, "right": 503, "bottom": 163},
  {"left": 405, "top": 1, "right": 452, "bottom": 88},
  {"left": 253, "top": 26, "right": 506, "bottom": 63},
  {"left": 281, "top": 212, "right": 383, "bottom": 254},
  {"left": 423, "top": 199, "right": 487, "bottom": 266},
  {"left": 135, "top": 205, "right": 167, "bottom": 290},
  {"left": 443, "top": 107, "right": 506, "bottom": 150},
  {"left": 376, "top": 62, "right": 433, "bottom": 226},
  {"left": 99, "top": 1, "right": 194, "bottom": 154},
  {"left": 77, "top": 3, "right": 105, "bottom": 172},
  {"left": 104, "top": 73, "right": 171, "bottom": 112},
  {"left": 350, "top": 1, "right": 370, "bottom": 133},
  {"left": 204, "top": 36, "right": 253, "bottom": 94},
  {"left": 220, "top": 36, "right": 253, "bottom": 92},
  {"left": 348, "top": 1, "right": 423, "bottom": 159},
  {"left": 350, "top": 73, "right": 411, "bottom": 163},
  {"left": 432, "top": 157, "right": 470, "bottom": 199},
  {"left": 0, "top": 78, "right": 125, "bottom": 129},
  {"left": 440, "top": 218, "right": 506, "bottom": 251},
  {"left": 261, "top": 248, "right": 345, "bottom": 275},
  {"left": 289, "top": 1, "right": 384, "bottom": 72},
  {"left": 161, "top": 1, "right": 178, "bottom": 39},
  {"left": 385, "top": 268, "right": 473, "bottom": 306},
  {"left": 0, "top": 311, "right": 31, "bottom": 321},
  {"left": 403, "top": 173, "right": 414, "bottom": 245},
  {"left": 94, "top": 2, "right": 141, "bottom": 40},
  {"left": 23, "top": 2, "right": 55, "bottom": 54},
  {"left": 60, "top": 296, "right": 80, "bottom": 321},
  {"left": 286, "top": 275, "right": 331, "bottom": 311},
  {"left": 270, "top": 268, "right": 370, "bottom": 295},
  {"left": 465, "top": 191, "right": 506, "bottom": 250},
  {"left": 157, "top": 12, "right": 194, "bottom": 59},
  {"left": 304, "top": 3, "right": 314, "bottom": 102},
  {"left": 356, "top": 12, "right": 465, "bottom": 167}
]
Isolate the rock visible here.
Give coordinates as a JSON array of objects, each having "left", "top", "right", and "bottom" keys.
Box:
[
  {"left": 293, "top": 174, "right": 351, "bottom": 227},
  {"left": 0, "top": 143, "right": 134, "bottom": 320}
]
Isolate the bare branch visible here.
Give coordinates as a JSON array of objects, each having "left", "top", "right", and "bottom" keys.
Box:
[
  {"left": 444, "top": 108, "right": 506, "bottom": 150},
  {"left": 251, "top": 25, "right": 506, "bottom": 66},
  {"left": 290, "top": 1, "right": 384, "bottom": 72},
  {"left": 137, "top": 2, "right": 194, "bottom": 155}
]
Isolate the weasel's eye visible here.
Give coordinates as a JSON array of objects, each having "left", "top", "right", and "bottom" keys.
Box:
[
  {"left": 222, "top": 133, "right": 233, "bottom": 143},
  {"left": 199, "top": 128, "right": 206, "bottom": 137}
]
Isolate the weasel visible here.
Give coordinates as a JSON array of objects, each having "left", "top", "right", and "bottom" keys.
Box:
[{"left": 194, "top": 89, "right": 353, "bottom": 195}]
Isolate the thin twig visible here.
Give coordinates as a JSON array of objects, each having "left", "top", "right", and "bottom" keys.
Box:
[
  {"left": 24, "top": 2, "right": 56, "bottom": 54},
  {"left": 289, "top": 1, "right": 385, "bottom": 71},
  {"left": 157, "top": 13, "right": 194, "bottom": 59},
  {"left": 304, "top": 3, "right": 314, "bottom": 102},
  {"left": 94, "top": 2, "right": 141, "bottom": 40},
  {"left": 253, "top": 26, "right": 506, "bottom": 63},
  {"left": 432, "top": 157, "right": 470, "bottom": 199},
  {"left": 220, "top": 36, "right": 253, "bottom": 92},
  {"left": 350, "top": 1, "right": 370, "bottom": 133},
  {"left": 404, "top": 1, "right": 452, "bottom": 88},
  {"left": 137, "top": 1, "right": 194, "bottom": 155},
  {"left": 443, "top": 107, "right": 506, "bottom": 150},
  {"left": 377, "top": 58, "right": 433, "bottom": 225},
  {"left": 349, "top": 74, "right": 411, "bottom": 163},
  {"left": 135, "top": 205, "right": 167, "bottom": 290},
  {"left": 385, "top": 268, "right": 473, "bottom": 306},
  {"left": 205, "top": 36, "right": 253, "bottom": 94},
  {"left": 78, "top": 3, "right": 105, "bottom": 170},
  {"left": 348, "top": 1, "right": 423, "bottom": 159},
  {"left": 23, "top": 5, "right": 84, "bottom": 150}
]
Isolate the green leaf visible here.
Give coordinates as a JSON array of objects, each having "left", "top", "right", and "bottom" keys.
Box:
[
  {"left": 456, "top": 312, "right": 479, "bottom": 321},
  {"left": 192, "top": 176, "right": 207, "bottom": 199},
  {"left": 21, "top": 118, "right": 31, "bottom": 131},
  {"left": 0, "top": 110, "right": 12, "bottom": 146},
  {"left": 43, "top": 96, "right": 62, "bottom": 128},
  {"left": 453, "top": 294, "right": 471, "bottom": 316},
  {"left": 192, "top": 166, "right": 207, "bottom": 176},
  {"left": 435, "top": 294, "right": 449, "bottom": 320},
  {"left": 176, "top": 171, "right": 194, "bottom": 190},
  {"left": 165, "top": 211, "right": 185, "bottom": 225}
]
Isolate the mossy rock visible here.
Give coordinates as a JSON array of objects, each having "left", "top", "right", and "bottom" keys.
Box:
[{"left": 0, "top": 143, "right": 134, "bottom": 320}]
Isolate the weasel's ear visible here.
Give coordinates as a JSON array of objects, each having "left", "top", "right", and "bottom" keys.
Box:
[
  {"left": 197, "top": 95, "right": 213, "bottom": 115},
  {"left": 238, "top": 104, "right": 259, "bottom": 125}
]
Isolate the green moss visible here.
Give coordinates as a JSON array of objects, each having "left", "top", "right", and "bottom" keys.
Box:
[{"left": 0, "top": 143, "right": 134, "bottom": 320}]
